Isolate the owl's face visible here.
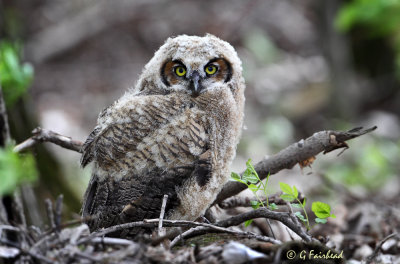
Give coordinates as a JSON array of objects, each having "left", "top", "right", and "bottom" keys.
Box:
[
  {"left": 160, "top": 57, "right": 232, "bottom": 97},
  {"left": 137, "top": 34, "right": 243, "bottom": 98}
]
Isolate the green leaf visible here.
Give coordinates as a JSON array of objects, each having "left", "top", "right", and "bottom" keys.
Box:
[
  {"left": 330, "top": 214, "right": 336, "bottom": 218},
  {"left": 4, "top": 47, "right": 19, "bottom": 73},
  {"left": 244, "top": 219, "right": 253, "bottom": 227},
  {"left": 243, "top": 159, "right": 260, "bottom": 184},
  {"left": 230, "top": 172, "right": 247, "bottom": 184},
  {"left": 294, "top": 212, "right": 306, "bottom": 222},
  {"left": 0, "top": 145, "right": 38, "bottom": 196},
  {"left": 312, "top": 201, "right": 332, "bottom": 219},
  {"left": 231, "top": 172, "right": 241, "bottom": 180},
  {"left": 250, "top": 200, "right": 258, "bottom": 206},
  {"left": 248, "top": 184, "right": 260, "bottom": 193},
  {"left": 280, "top": 194, "right": 295, "bottom": 202},
  {"left": 291, "top": 203, "right": 303, "bottom": 209},
  {"left": 279, "top": 182, "right": 293, "bottom": 195},
  {"left": 243, "top": 174, "right": 258, "bottom": 184},
  {"left": 315, "top": 218, "right": 328, "bottom": 224},
  {"left": 250, "top": 200, "right": 260, "bottom": 209},
  {"left": 302, "top": 197, "right": 307, "bottom": 207},
  {"left": 269, "top": 203, "right": 278, "bottom": 210},
  {"left": 243, "top": 171, "right": 258, "bottom": 184},
  {"left": 246, "top": 159, "right": 256, "bottom": 172},
  {"left": 292, "top": 185, "right": 299, "bottom": 198}
]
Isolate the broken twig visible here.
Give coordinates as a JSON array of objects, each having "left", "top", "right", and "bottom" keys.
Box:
[
  {"left": 13, "top": 127, "right": 83, "bottom": 153},
  {"left": 158, "top": 194, "right": 168, "bottom": 237}
]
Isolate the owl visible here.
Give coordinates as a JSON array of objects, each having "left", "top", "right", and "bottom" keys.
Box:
[{"left": 81, "top": 34, "right": 245, "bottom": 235}]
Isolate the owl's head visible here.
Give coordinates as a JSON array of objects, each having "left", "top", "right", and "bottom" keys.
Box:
[{"left": 135, "top": 34, "right": 244, "bottom": 99}]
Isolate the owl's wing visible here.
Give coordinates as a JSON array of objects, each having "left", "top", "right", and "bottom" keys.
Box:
[
  {"left": 80, "top": 125, "right": 101, "bottom": 167},
  {"left": 81, "top": 94, "right": 212, "bottom": 231},
  {"left": 81, "top": 94, "right": 189, "bottom": 168}
]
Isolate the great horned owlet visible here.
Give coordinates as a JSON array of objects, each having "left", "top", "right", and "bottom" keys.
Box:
[{"left": 81, "top": 34, "right": 245, "bottom": 234}]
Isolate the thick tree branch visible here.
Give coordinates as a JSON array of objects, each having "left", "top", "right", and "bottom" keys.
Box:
[
  {"left": 14, "top": 126, "right": 376, "bottom": 205},
  {"left": 214, "top": 126, "right": 377, "bottom": 205}
]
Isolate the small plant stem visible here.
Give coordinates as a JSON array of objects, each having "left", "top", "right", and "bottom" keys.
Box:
[
  {"left": 253, "top": 191, "right": 265, "bottom": 208},
  {"left": 253, "top": 189, "right": 276, "bottom": 239},
  {"left": 297, "top": 198, "right": 310, "bottom": 230},
  {"left": 252, "top": 160, "right": 269, "bottom": 207}
]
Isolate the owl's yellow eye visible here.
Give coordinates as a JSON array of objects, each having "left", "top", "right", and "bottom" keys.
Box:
[
  {"left": 205, "top": 65, "right": 218, "bottom": 75},
  {"left": 174, "top": 66, "right": 186, "bottom": 77}
]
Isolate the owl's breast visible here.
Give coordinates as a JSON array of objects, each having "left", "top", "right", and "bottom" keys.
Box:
[{"left": 192, "top": 88, "right": 241, "bottom": 154}]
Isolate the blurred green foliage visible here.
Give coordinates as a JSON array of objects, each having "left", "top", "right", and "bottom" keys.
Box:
[
  {"left": 242, "top": 28, "right": 281, "bottom": 82},
  {"left": 0, "top": 40, "right": 37, "bottom": 196},
  {"left": 326, "top": 138, "right": 399, "bottom": 190},
  {"left": 0, "top": 41, "right": 34, "bottom": 106},
  {"left": 244, "top": 28, "right": 280, "bottom": 64},
  {"left": 0, "top": 145, "right": 38, "bottom": 196},
  {"left": 262, "top": 117, "right": 294, "bottom": 151},
  {"left": 335, "top": 0, "right": 400, "bottom": 76}
]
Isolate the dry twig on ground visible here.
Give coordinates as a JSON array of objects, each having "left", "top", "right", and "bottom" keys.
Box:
[{"left": 366, "top": 232, "right": 399, "bottom": 264}]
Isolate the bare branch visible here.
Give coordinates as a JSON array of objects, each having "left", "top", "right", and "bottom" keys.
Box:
[
  {"left": 216, "top": 207, "right": 312, "bottom": 242},
  {"left": 214, "top": 126, "right": 377, "bottom": 205},
  {"left": 78, "top": 219, "right": 212, "bottom": 244},
  {"left": 77, "top": 218, "right": 280, "bottom": 246},
  {"left": 219, "top": 192, "right": 304, "bottom": 209},
  {"left": 0, "top": 238, "right": 54, "bottom": 264},
  {"left": 170, "top": 224, "right": 280, "bottom": 248},
  {"left": 80, "top": 206, "right": 312, "bottom": 246},
  {"left": 13, "top": 127, "right": 83, "bottom": 153}
]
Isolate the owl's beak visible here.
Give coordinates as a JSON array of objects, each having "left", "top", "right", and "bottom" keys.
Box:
[{"left": 189, "top": 71, "right": 204, "bottom": 97}]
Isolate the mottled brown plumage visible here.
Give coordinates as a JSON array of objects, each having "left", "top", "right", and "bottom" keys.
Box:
[{"left": 81, "top": 34, "right": 245, "bottom": 235}]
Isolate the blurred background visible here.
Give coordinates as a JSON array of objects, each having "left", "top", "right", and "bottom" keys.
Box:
[{"left": 1, "top": 0, "right": 399, "bottom": 248}]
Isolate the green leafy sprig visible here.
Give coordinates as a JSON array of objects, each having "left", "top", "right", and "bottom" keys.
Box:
[
  {"left": 231, "top": 159, "right": 277, "bottom": 226},
  {"left": 279, "top": 182, "right": 336, "bottom": 229},
  {"left": 231, "top": 159, "right": 336, "bottom": 230}
]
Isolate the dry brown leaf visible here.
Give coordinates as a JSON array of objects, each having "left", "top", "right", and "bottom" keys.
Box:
[{"left": 298, "top": 156, "right": 316, "bottom": 169}]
